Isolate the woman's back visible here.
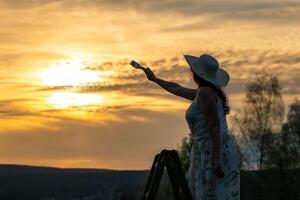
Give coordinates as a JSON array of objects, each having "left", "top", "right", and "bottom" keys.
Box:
[
  {"left": 185, "top": 89, "right": 229, "bottom": 140},
  {"left": 185, "top": 88, "right": 240, "bottom": 200}
]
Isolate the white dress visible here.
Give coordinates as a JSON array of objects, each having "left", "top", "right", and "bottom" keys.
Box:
[{"left": 185, "top": 90, "right": 240, "bottom": 200}]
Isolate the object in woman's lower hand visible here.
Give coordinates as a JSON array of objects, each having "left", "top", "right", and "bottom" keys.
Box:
[{"left": 213, "top": 166, "right": 225, "bottom": 179}]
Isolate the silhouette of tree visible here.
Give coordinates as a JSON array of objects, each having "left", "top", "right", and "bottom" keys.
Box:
[
  {"left": 177, "top": 136, "right": 193, "bottom": 174},
  {"left": 281, "top": 98, "right": 300, "bottom": 165},
  {"left": 232, "top": 70, "right": 285, "bottom": 170},
  {"left": 266, "top": 98, "right": 300, "bottom": 169}
]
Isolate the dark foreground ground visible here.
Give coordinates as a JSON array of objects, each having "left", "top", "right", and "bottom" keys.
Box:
[{"left": 0, "top": 165, "right": 299, "bottom": 200}]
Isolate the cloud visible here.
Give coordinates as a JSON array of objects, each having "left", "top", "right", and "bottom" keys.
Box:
[
  {"left": 95, "top": 0, "right": 300, "bottom": 25},
  {"left": 88, "top": 50, "right": 300, "bottom": 95},
  {"left": 0, "top": 98, "right": 38, "bottom": 117},
  {"left": 0, "top": 52, "right": 65, "bottom": 62},
  {"left": 31, "top": 48, "right": 300, "bottom": 97},
  {"left": 161, "top": 20, "right": 221, "bottom": 32},
  {"left": 2, "top": 0, "right": 300, "bottom": 25},
  {"left": 0, "top": 107, "right": 189, "bottom": 169},
  {"left": 0, "top": 0, "right": 63, "bottom": 9}
]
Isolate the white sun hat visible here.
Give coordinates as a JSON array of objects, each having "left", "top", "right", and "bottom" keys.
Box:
[{"left": 184, "top": 54, "right": 230, "bottom": 87}]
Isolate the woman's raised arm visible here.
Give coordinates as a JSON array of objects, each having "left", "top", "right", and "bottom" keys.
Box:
[{"left": 141, "top": 67, "right": 197, "bottom": 101}]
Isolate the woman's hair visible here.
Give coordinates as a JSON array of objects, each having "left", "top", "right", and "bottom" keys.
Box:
[{"left": 189, "top": 70, "right": 230, "bottom": 115}]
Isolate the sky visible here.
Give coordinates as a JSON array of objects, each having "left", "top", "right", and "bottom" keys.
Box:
[{"left": 0, "top": 0, "right": 299, "bottom": 170}]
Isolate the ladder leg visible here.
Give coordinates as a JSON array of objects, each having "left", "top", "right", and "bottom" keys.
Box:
[
  {"left": 169, "top": 150, "right": 193, "bottom": 200},
  {"left": 141, "top": 153, "right": 160, "bottom": 200},
  {"left": 146, "top": 149, "right": 168, "bottom": 200},
  {"left": 165, "top": 151, "right": 183, "bottom": 200}
]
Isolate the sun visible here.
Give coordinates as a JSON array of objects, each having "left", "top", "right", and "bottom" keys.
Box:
[
  {"left": 39, "top": 60, "right": 101, "bottom": 86},
  {"left": 38, "top": 60, "right": 104, "bottom": 109}
]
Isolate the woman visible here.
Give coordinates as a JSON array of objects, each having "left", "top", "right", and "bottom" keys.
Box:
[{"left": 139, "top": 54, "right": 240, "bottom": 200}]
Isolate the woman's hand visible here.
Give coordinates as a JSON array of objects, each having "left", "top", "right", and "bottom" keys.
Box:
[
  {"left": 212, "top": 156, "right": 225, "bottom": 179},
  {"left": 141, "top": 67, "right": 157, "bottom": 82}
]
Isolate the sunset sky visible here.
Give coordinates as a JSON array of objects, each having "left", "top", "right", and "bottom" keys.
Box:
[{"left": 0, "top": 0, "right": 299, "bottom": 170}]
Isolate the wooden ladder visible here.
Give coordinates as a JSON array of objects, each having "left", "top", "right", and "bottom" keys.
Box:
[{"left": 140, "top": 149, "right": 193, "bottom": 200}]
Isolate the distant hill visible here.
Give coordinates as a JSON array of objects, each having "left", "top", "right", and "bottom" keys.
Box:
[
  {"left": 0, "top": 164, "right": 150, "bottom": 200},
  {"left": 0, "top": 164, "right": 147, "bottom": 175}
]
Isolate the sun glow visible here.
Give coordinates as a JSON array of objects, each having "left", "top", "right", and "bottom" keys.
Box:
[
  {"left": 48, "top": 92, "right": 103, "bottom": 109},
  {"left": 39, "top": 61, "right": 100, "bottom": 86}
]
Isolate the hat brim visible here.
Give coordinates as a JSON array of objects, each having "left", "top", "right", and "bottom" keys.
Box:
[{"left": 184, "top": 54, "right": 230, "bottom": 87}]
